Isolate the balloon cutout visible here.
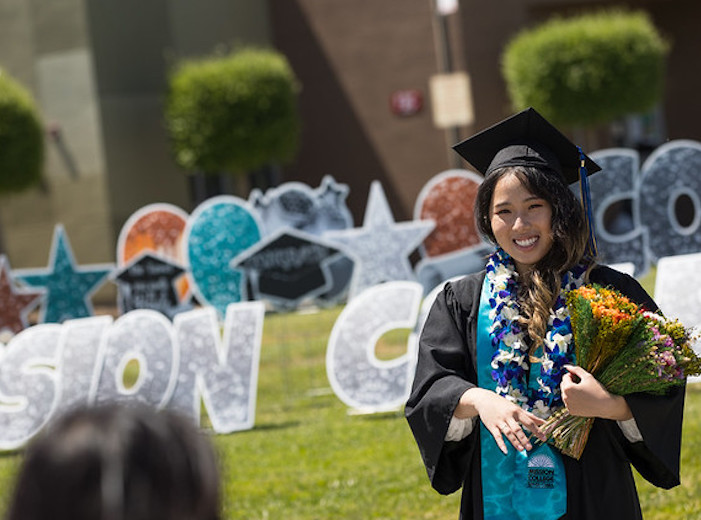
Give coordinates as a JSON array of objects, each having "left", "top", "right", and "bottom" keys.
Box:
[
  {"left": 185, "top": 196, "right": 262, "bottom": 317},
  {"left": 250, "top": 175, "right": 353, "bottom": 236},
  {"left": 412, "top": 170, "right": 490, "bottom": 293},
  {"left": 117, "top": 203, "right": 190, "bottom": 301},
  {"left": 414, "top": 169, "right": 483, "bottom": 257},
  {"left": 323, "top": 181, "right": 435, "bottom": 299},
  {"left": 112, "top": 253, "right": 188, "bottom": 319},
  {"left": 14, "top": 225, "right": 113, "bottom": 323},
  {"left": 231, "top": 228, "right": 352, "bottom": 309},
  {"left": 0, "top": 256, "right": 44, "bottom": 336},
  {"left": 326, "top": 281, "right": 423, "bottom": 412}
]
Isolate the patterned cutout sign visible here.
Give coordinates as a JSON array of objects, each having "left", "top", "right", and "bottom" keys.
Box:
[
  {"left": 92, "top": 310, "right": 179, "bottom": 408},
  {"left": 117, "top": 203, "right": 190, "bottom": 301},
  {"left": 169, "top": 303, "right": 264, "bottom": 432},
  {"left": 414, "top": 169, "right": 483, "bottom": 257},
  {"left": 323, "top": 181, "right": 435, "bottom": 299},
  {"left": 326, "top": 281, "right": 423, "bottom": 412},
  {"left": 589, "top": 141, "right": 701, "bottom": 277},
  {"left": 231, "top": 228, "right": 351, "bottom": 309},
  {"left": 14, "top": 225, "right": 113, "bottom": 323},
  {"left": 639, "top": 141, "right": 701, "bottom": 261},
  {"left": 0, "top": 256, "right": 44, "bottom": 336},
  {"left": 0, "top": 324, "right": 61, "bottom": 450},
  {"left": 590, "top": 149, "right": 650, "bottom": 277},
  {"left": 185, "top": 196, "right": 262, "bottom": 317},
  {"left": 0, "top": 300, "right": 265, "bottom": 448},
  {"left": 250, "top": 175, "right": 353, "bottom": 237},
  {"left": 112, "top": 253, "right": 189, "bottom": 319}
]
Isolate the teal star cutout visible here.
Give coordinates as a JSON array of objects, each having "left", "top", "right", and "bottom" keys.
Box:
[{"left": 14, "top": 225, "right": 114, "bottom": 323}]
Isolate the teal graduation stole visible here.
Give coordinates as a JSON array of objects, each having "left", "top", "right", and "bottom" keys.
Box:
[{"left": 477, "top": 276, "right": 567, "bottom": 520}]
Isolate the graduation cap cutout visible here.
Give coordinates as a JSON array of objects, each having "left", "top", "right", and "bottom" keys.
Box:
[
  {"left": 452, "top": 107, "right": 600, "bottom": 185},
  {"left": 112, "top": 252, "right": 189, "bottom": 319},
  {"left": 231, "top": 228, "right": 351, "bottom": 309}
]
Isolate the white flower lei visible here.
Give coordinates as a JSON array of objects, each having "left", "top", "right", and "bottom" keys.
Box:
[{"left": 486, "top": 248, "right": 587, "bottom": 418}]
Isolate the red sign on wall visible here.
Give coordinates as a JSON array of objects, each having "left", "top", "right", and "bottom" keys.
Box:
[{"left": 389, "top": 89, "right": 423, "bottom": 117}]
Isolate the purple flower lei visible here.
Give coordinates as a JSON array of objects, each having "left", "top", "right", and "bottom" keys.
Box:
[{"left": 486, "top": 248, "right": 586, "bottom": 418}]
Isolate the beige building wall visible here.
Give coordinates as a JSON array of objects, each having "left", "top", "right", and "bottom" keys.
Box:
[
  {"left": 0, "top": 0, "right": 114, "bottom": 281},
  {"left": 0, "top": 0, "right": 272, "bottom": 304}
]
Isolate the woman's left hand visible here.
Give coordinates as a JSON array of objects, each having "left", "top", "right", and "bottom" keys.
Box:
[{"left": 561, "top": 365, "right": 633, "bottom": 421}]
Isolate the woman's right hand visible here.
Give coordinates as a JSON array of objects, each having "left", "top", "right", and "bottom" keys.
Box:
[{"left": 455, "top": 387, "right": 546, "bottom": 454}]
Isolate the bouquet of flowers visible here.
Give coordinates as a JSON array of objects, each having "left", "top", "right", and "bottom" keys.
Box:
[{"left": 541, "top": 284, "right": 701, "bottom": 459}]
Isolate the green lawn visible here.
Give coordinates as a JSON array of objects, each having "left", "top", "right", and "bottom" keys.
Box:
[{"left": 0, "top": 300, "right": 699, "bottom": 519}]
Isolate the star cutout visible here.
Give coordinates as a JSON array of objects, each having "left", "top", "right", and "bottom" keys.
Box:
[
  {"left": 14, "top": 225, "right": 114, "bottom": 323},
  {"left": 0, "top": 255, "right": 44, "bottom": 334},
  {"left": 323, "top": 181, "right": 435, "bottom": 299}
]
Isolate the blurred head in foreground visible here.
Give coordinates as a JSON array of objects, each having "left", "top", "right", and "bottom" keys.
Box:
[{"left": 4, "top": 404, "right": 220, "bottom": 520}]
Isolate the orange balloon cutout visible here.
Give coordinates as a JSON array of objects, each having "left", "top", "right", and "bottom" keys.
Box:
[
  {"left": 415, "top": 170, "right": 483, "bottom": 257},
  {"left": 117, "top": 204, "right": 190, "bottom": 301}
]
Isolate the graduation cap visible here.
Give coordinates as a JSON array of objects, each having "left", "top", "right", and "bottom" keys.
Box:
[
  {"left": 231, "top": 229, "right": 351, "bottom": 309},
  {"left": 453, "top": 107, "right": 600, "bottom": 255},
  {"left": 112, "top": 252, "right": 190, "bottom": 318},
  {"left": 453, "top": 107, "right": 600, "bottom": 184}
]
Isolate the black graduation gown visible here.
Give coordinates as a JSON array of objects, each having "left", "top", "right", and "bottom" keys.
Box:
[{"left": 405, "top": 265, "right": 685, "bottom": 520}]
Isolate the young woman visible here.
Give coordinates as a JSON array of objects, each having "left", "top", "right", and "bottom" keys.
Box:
[{"left": 405, "top": 108, "right": 684, "bottom": 520}]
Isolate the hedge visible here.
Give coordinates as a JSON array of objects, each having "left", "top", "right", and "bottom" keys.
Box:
[
  {"left": 166, "top": 47, "right": 300, "bottom": 175},
  {"left": 502, "top": 10, "right": 669, "bottom": 127},
  {"left": 0, "top": 70, "right": 44, "bottom": 192}
]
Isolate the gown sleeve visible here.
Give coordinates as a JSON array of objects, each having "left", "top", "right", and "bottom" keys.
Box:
[
  {"left": 405, "top": 273, "right": 484, "bottom": 495},
  {"left": 590, "top": 265, "right": 684, "bottom": 489}
]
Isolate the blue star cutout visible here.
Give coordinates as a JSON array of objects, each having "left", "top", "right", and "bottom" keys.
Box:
[
  {"left": 323, "top": 181, "right": 435, "bottom": 299},
  {"left": 14, "top": 225, "right": 114, "bottom": 323}
]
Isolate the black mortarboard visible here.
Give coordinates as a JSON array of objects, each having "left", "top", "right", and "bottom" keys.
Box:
[
  {"left": 230, "top": 229, "right": 350, "bottom": 309},
  {"left": 452, "top": 107, "right": 600, "bottom": 185}
]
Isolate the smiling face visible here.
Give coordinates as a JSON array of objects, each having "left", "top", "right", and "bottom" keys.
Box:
[{"left": 489, "top": 172, "right": 554, "bottom": 275}]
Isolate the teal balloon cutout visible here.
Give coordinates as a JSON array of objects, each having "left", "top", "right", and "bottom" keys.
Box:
[{"left": 185, "top": 196, "right": 262, "bottom": 317}]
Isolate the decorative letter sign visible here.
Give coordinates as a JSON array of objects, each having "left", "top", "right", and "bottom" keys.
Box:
[
  {"left": 0, "top": 325, "right": 61, "bottom": 450},
  {"left": 590, "top": 149, "right": 650, "bottom": 277},
  {"left": 326, "top": 281, "right": 423, "bottom": 412},
  {"left": 93, "top": 310, "right": 179, "bottom": 408},
  {"left": 170, "top": 303, "right": 264, "bottom": 432},
  {"left": 639, "top": 141, "right": 701, "bottom": 261},
  {"left": 0, "top": 301, "right": 264, "bottom": 448}
]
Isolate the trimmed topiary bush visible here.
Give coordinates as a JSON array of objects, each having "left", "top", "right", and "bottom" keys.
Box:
[
  {"left": 0, "top": 69, "right": 44, "bottom": 192},
  {"left": 502, "top": 10, "right": 669, "bottom": 127},
  {"left": 165, "top": 47, "right": 300, "bottom": 175}
]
